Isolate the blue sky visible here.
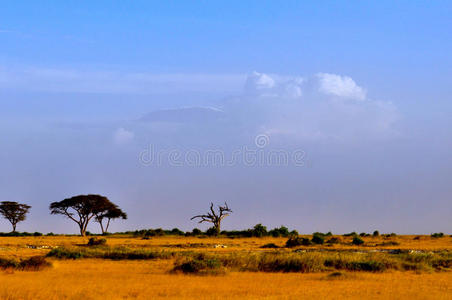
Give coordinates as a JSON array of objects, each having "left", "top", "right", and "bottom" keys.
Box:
[{"left": 0, "top": 1, "right": 451, "bottom": 234}]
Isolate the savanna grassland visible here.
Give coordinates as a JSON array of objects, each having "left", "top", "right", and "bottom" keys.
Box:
[{"left": 0, "top": 234, "right": 451, "bottom": 299}]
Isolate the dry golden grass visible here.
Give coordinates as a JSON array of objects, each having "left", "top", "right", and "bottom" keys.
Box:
[
  {"left": 0, "top": 259, "right": 451, "bottom": 299},
  {"left": 0, "top": 235, "right": 451, "bottom": 299}
]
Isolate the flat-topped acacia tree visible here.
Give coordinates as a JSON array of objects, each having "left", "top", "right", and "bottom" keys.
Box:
[
  {"left": 191, "top": 202, "right": 232, "bottom": 236},
  {"left": 0, "top": 201, "right": 31, "bottom": 232},
  {"left": 50, "top": 194, "right": 118, "bottom": 236},
  {"left": 95, "top": 203, "right": 127, "bottom": 234}
]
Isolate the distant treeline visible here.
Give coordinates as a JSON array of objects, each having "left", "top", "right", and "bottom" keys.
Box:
[
  {"left": 130, "top": 224, "right": 297, "bottom": 238},
  {"left": 1, "top": 226, "right": 447, "bottom": 239},
  {"left": 0, "top": 224, "right": 295, "bottom": 238}
]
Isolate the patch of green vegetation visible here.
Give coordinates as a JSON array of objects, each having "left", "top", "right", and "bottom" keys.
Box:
[
  {"left": 431, "top": 233, "right": 444, "bottom": 238},
  {"left": 352, "top": 236, "right": 365, "bottom": 245},
  {"left": 285, "top": 236, "right": 312, "bottom": 247},
  {"left": 47, "top": 246, "right": 175, "bottom": 260},
  {"left": 0, "top": 256, "right": 51, "bottom": 271},
  {"left": 172, "top": 254, "right": 225, "bottom": 275},
  {"left": 311, "top": 234, "right": 325, "bottom": 245},
  {"left": 87, "top": 237, "right": 107, "bottom": 246},
  {"left": 46, "top": 246, "right": 452, "bottom": 274}
]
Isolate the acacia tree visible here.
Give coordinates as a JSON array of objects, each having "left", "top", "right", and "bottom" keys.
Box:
[
  {"left": 95, "top": 203, "right": 127, "bottom": 234},
  {"left": 49, "top": 194, "right": 112, "bottom": 236},
  {"left": 0, "top": 201, "right": 31, "bottom": 232},
  {"left": 191, "top": 202, "right": 232, "bottom": 236}
]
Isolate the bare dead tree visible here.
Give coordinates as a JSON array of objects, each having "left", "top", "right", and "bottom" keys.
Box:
[{"left": 191, "top": 202, "right": 232, "bottom": 236}]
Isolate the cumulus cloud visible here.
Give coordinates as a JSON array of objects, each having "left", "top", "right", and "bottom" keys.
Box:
[
  {"left": 113, "top": 128, "right": 135, "bottom": 145},
  {"left": 244, "top": 71, "right": 303, "bottom": 98},
  {"left": 236, "top": 71, "right": 397, "bottom": 141},
  {"left": 244, "top": 71, "right": 275, "bottom": 94},
  {"left": 317, "top": 73, "right": 366, "bottom": 100}
]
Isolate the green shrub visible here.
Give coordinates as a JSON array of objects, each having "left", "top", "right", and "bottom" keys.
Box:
[
  {"left": 172, "top": 254, "right": 224, "bottom": 275},
  {"left": 311, "top": 234, "right": 324, "bottom": 245},
  {"left": 205, "top": 227, "right": 218, "bottom": 236},
  {"left": 269, "top": 229, "right": 280, "bottom": 237},
  {"left": 145, "top": 228, "right": 165, "bottom": 237},
  {"left": 302, "top": 238, "right": 313, "bottom": 246},
  {"left": 431, "top": 232, "right": 444, "bottom": 238},
  {"left": 192, "top": 228, "right": 202, "bottom": 235},
  {"left": 289, "top": 230, "right": 299, "bottom": 236},
  {"left": 352, "top": 236, "right": 364, "bottom": 245},
  {"left": 252, "top": 224, "right": 268, "bottom": 237},
  {"left": 87, "top": 237, "right": 107, "bottom": 246},
  {"left": 278, "top": 226, "right": 290, "bottom": 237},
  {"left": 269, "top": 226, "right": 290, "bottom": 238},
  {"left": 286, "top": 236, "right": 312, "bottom": 247},
  {"left": 373, "top": 230, "right": 380, "bottom": 237}
]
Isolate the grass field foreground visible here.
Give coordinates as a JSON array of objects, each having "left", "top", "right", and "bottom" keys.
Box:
[{"left": 0, "top": 234, "right": 451, "bottom": 299}]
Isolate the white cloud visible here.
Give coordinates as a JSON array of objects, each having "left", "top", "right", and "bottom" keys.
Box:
[
  {"left": 113, "top": 128, "right": 134, "bottom": 145},
  {"left": 244, "top": 71, "right": 275, "bottom": 95},
  {"left": 244, "top": 71, "right": 304, "bottom": 98},
  {"left": 235, "top": 71, "right": 398, "bottom": 141},
  {"left": 317, "top": 73, "right": 366, "bottom": 100}
]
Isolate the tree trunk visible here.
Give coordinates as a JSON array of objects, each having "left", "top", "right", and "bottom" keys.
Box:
[
  {"left": 214, "top": 221, "right": 220, "bottom": 236},
  {"left": 12, "top": 223, "right": 16, "bottom": 233},
  {"left": 105, "top": 218, "right": 111, "bottom": 234},
  {"left": 79, "top": 224, "right": 86, "bottom": 236},
  {"left": 82, "top": 220, "right": 90, "bottom": 236},
  {"left": 99, "top": 220, "right": 105, "bottom": 234}
]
